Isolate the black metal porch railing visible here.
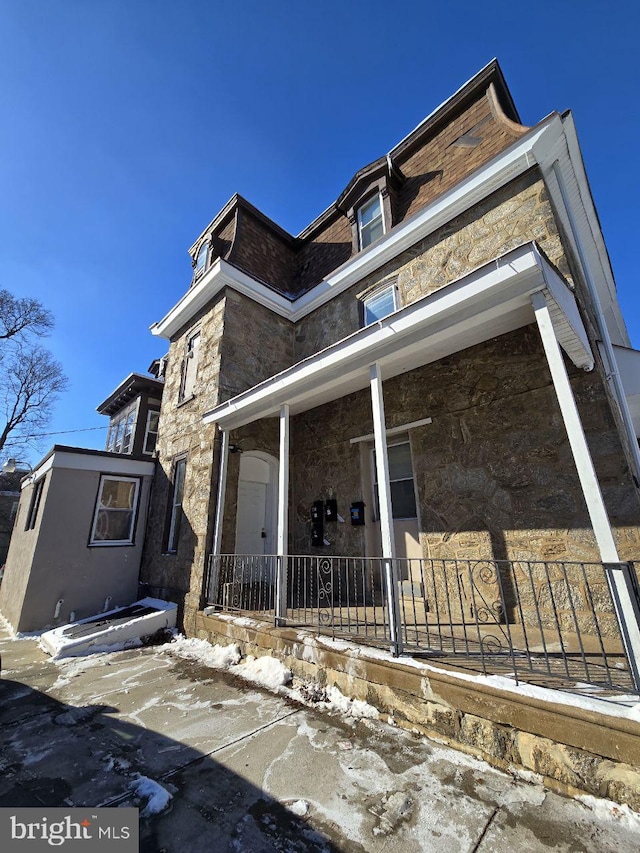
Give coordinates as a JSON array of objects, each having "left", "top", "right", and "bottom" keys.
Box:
[{"left": 205, "top": 554, "right": 639, "bottom": 693}]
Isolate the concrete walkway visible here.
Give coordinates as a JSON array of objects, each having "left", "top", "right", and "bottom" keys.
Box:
[{"left": 1, "top": 625, "right": 638, "bottom": 852}]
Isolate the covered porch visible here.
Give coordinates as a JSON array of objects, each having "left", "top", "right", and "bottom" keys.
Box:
[{"left": 202, "top": 243, "right": 640, "bottom": 694}]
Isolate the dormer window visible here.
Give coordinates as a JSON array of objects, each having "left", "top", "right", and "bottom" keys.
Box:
[
  {"left": 193, "top": 242, "right": 209, "bottom": 279},
  {"left": 357, "top": 194, "right": 385, "bottom": 249}
]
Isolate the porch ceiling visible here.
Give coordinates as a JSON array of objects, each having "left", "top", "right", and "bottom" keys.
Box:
[{"left": 203, "top": 242, "right": 594, "bottom": 431}]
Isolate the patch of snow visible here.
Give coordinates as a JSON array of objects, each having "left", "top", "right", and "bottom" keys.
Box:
[
  {"left": 166, "top": 635, "right": 241, "bottom": 668},
  {"left": 231, "top": 655, "right": 293, "bottom": 691},
  {"left": 129, "top": 775, "right": 173, "bottom": 818},
  {"left": 288, "top": 799, "right": 310, "bottom": 817},
  {"left": 578, "top": 794, "right": 640, "bottom": 832}
]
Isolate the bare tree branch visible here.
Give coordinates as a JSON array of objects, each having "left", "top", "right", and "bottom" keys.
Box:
[
  {"left": 0, "top": 289, "right": 54, "bottom": 342},
  {"left": 0, "top": 344, "right": 68, "bottom": 454}
]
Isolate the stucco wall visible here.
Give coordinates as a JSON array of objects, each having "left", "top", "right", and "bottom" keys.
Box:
[{"left": 0, "top": 467, "right": 152, "bottom": 633}]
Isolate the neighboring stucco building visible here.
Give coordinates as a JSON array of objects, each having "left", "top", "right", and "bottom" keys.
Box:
[
  {"left": 0, "top": 370, "right": 162, "bottom": 632},
  {"left": 139, "top": 59, "right": 640, "bottom": 649},
  {"left": 0, "top": 470, "right": 23, "bottom": 567}
]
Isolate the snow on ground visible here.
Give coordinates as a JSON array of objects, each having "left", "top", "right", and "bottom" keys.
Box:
[
  {"left": 129, "top": 775, "right": 173, "bottom": 818},
  {"left": 163, "top": 635, "right": 379, "bottom": 718}
]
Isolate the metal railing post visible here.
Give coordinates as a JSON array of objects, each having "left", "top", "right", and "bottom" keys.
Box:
[{"left": 604, "top": 562, "right": 640, "bottom": 692}]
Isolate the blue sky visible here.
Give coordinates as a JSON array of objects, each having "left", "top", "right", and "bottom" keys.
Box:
[{"left": 1, "top": 0, "right": 639, "bottom": 463}]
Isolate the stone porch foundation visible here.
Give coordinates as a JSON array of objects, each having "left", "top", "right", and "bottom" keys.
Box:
[{"left": 195, "top": 610, "right": 640, "bottom": 812}]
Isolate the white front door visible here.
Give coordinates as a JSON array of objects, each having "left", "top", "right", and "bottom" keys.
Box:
[
  {"left": 235, "top": 480, "right": 268, "bottom": 555},
  {"left": 234, "top": 454, "right": 278, "bottom": 586}
]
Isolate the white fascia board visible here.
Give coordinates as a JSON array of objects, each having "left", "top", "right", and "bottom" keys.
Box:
[
  {"left": 204, "top": 244, "right": 591, "bottom": 431},
  {"left": 535, "top": 115, "right": 630, "bottom": 348},
  {"left": 150, "top": 259, "right": 293, "bottom": 340},
  {"left": 33, "top": 451, "right": 156, "bottom": 480},
  {"left": 151, "top": 118, "right": 560, "bottom": 339}
]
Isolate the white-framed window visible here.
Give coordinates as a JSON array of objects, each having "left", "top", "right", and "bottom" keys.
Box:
[
  {"left": 143, "top": 410, "right": 160, "bottom": 455},
  {"left": 362, "top": 283, "right": 398, "bottom": 326},
  {"left": 179, "top": 331, "right": 201, "bottom": 402},
  {"left": 357, "top": 193, "right": 385, "bottom": 249},
  {"left": 90, "top": 476, "right": 140, "bottom": 546},
  {"left": 106, "top": 405, "right": 137, "bottom": 454},
  {"left": 372, "top": 441, "right": 417, "bottom": 520},
  {"left": 166, "top": 457, "right": 186, "bottom": 553},
  {"left": 193, "top": 242, "right": 209, "bottom": 279}
]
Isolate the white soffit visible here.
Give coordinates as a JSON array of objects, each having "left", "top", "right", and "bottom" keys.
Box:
[
  {"left": 611, "top": 344, "right": 640, "bottom": 438},
  {"left": 203, "top": 244, "right": 593, "bottom": 431}
]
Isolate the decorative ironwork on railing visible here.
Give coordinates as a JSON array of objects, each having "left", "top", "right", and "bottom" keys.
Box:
[{"left": 206, "top": 554, "right": 640, "bottom": 693}]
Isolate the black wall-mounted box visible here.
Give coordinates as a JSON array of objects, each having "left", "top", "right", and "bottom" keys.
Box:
[
  {"left": 350, "top": 501, "right": 365, "bottom": 526},
  {"left": 324, "top": 499, "right": 337, "bottom": 521}
]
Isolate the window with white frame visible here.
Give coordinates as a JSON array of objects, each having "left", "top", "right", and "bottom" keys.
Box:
[
  {"left": 106, "top": 405, "right": 137, "bottom": 454},
  {"left": 166, "top": 457, "right": 186, "bottom": 553},
  {"left": 372, "top": 441, "right": 417, "bottom": 519},
  {"left": 143, "top": 410, "right": 160, "bottom": 455},
  {"left": 90, "top": 476, "right": 140, "bottom": 545},
  {"left": 357, "top": 193, "right": 385, "bottom": 249},
  {"left": 362, "top": 283, "right": 398, "bottom": 326},
  {"left": 179, "top": 331, "right": 201, "bottom": 402}
]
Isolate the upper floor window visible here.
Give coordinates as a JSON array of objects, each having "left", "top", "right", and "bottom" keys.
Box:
[
  {"left": 193, "top": 242, "right": 209, "bottom": 279},
  {"left": 358, "top": 194, "right": 385, "bottom": 249},
  {"left": 143, "top": 410, "right": 160, "bottom": 455},
  {"left": 362, "top": 284, "right": 398, "bottom": 326},
  {"left": 106, "top": 405, "right": 137, "bottom": 454},
  {"left": 179, "top": 331, "right": 201, "bottom": 402}
]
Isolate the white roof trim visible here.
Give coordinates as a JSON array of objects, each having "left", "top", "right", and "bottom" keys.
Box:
[
  {"left": 203, "top": 243, "right": 593, "bottom": 431},
  {"left": 28, "top": 451, "right": 155, "bottom": 486},
  {"left": 151, "top": 117, "right": 560, "bottom": 340}
]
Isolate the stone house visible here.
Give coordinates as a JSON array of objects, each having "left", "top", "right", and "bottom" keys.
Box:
[{"left": 141, "top": 56, "right": 640, "bottom": 678}]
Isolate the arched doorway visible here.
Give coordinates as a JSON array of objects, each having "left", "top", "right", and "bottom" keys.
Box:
[{"left": 234, "top": 452, "right": 279, "bottom": 557}]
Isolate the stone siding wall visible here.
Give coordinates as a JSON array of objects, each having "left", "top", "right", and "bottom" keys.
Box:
[
  {"left": 293, "top": 170, "right": 565, "bottom": 361},
  {"left": 218, "top": 290, "right": 294, "bottom": 403},
  {"left": 284, "top": 325, "right": 640, "bottom": 566},
  {"left": 140, "top": 293, "right": 227, "bottom": 630},
  {"left": 142, "top": 289, "right": 295, "bottom": 630}
]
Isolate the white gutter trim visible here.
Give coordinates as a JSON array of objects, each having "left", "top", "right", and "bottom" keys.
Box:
[{"left": 151, "top": 117, "right": 561, "bottom": 340}]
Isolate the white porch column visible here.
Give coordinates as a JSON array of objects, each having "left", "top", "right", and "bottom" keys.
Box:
[
  {"left": 275, "top": 403, "right": 290, "bottom": 624},
  {"left": 370, "top": 363, "right": 403, "bottom": 655},
  {"left": 532, "top": 291, "right": 640, "bottom": 688},
  {"left": 209, "top": 428, "right": 230, "bottom": 604}
]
